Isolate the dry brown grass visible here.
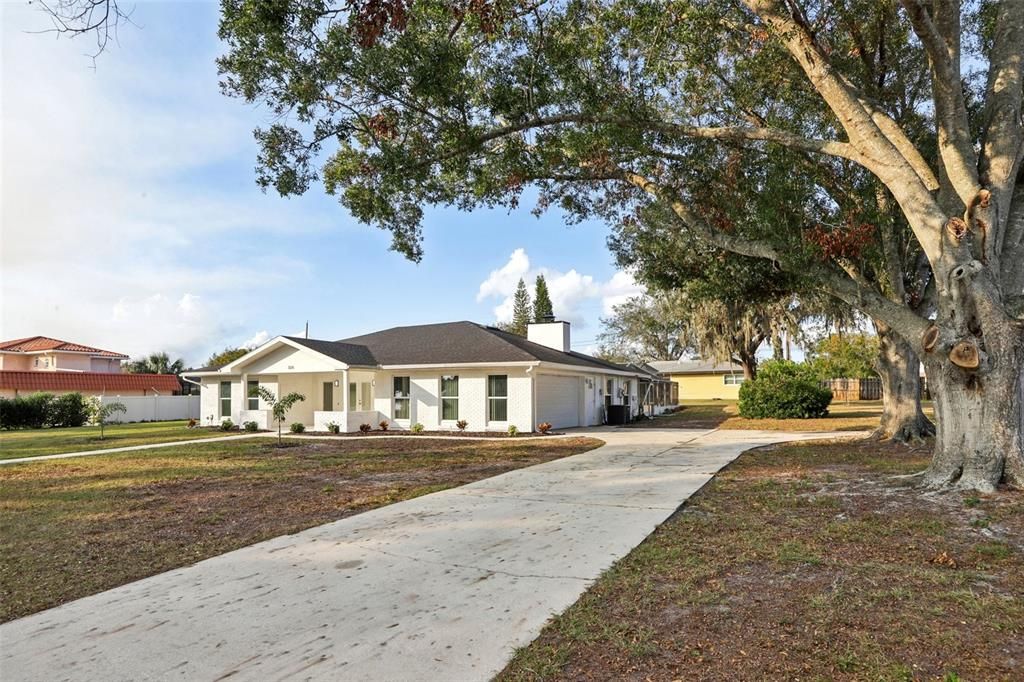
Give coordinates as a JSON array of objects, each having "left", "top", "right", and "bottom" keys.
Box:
[
  {"left": 499, "top": 437, "right": 1024, "bottom": 681},
  {"left": 0, "top": 436, "right": 603, "bottom": 622},
  {"left": 631, "top": 400, "right": 933, "bottom": 433}
]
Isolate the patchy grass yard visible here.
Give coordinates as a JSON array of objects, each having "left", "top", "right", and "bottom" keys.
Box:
[
  {"left": 633, "top": 400, "right": 934, "bottom": 433},
  {"left": 499, "top": 437, "right": 1024, "bottom": 681},
  {"left": 0, "top": 421, "right": 230, "bottom": 460},
  {"left": 0, "top": 436, "right": 602, "bottom": 622}
]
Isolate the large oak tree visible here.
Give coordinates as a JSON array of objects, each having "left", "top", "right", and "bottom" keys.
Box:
[{"left": 216, "top": 0, "right": 1023, "bottom": 491}]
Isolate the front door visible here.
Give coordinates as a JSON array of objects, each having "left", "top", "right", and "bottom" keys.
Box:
[
  {"left": 323, "top": 382, "right": 333, "bottom": 411},
  {"left": 349, "top": 382, "right": 372, "bottom": 410}
]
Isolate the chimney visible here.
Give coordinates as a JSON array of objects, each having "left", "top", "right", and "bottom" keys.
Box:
[{"left": 527, "top": 320, "right": 570, "bottom": 353}]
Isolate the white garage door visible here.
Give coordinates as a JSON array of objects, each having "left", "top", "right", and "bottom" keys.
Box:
[{"left": 536, "top": 374, "right": 581, "bottom": 429}]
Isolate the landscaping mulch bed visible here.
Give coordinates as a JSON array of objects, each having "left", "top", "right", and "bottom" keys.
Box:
[
  {"left": 0, "top": 436, "right": 602, "bottom": 622},
  {"left": 499, "top": 437, "right": 1024, "bottom": 681}
]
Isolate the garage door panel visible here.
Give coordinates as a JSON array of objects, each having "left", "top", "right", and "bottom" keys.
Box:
[{"left": 536, "top": 375, "right": 581, "bottom": 429}]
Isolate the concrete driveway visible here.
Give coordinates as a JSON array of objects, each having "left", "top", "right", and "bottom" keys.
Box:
[{"left": 0, "top": 427, "right": 848, "bottom": 681}]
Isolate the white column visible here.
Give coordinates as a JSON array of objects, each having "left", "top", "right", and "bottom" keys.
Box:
[
  {"left": 239, "top": 372, "right": 248, "bottom": 422},
  {"left": 342, "top": 369, "right": 350, "bottom": 413}
]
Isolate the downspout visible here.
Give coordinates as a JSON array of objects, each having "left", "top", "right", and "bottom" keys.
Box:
[{"left": 525, "top": 362, "right": 540, "bottom": 432}]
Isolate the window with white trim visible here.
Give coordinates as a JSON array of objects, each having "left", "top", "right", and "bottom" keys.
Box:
[
  {"left": 219, "top": 381, "right": 232, "bottom": 417},
  {"left": 440, "top": 375, "right": 459, "bottom": 421},
  {"left": 723, "top": 374, "right": 745, "bottom": 385},
  {"left": 487, "top": 375, "right": 508, "bottom": 422},
  {"left": 393, "top": 376, "right": 411, "bottom": 420},
  {"left": 247, "top": 380, "right": 259, "bottom": 410}
]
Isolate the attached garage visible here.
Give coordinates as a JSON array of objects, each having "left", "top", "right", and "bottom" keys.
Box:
[{"left": 535, "top": 374, "right": 582, "bottom": 428}]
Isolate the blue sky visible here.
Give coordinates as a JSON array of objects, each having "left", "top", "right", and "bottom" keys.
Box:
[{"left": 0, "top": 2, "right": 641, "bottom": 366}]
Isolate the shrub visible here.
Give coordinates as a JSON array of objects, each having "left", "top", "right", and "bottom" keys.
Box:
[
  {"left": 738, "top": 360, "right": 833, "bottom": 419},
  {"left": 507, "top": 424, "right": 519, "bottom": 437},
  {"left": 243, "top": 420, "right": 259, "bottom": 432},
  {"left": 220, "top": 418, "right": 235, "bottom": 431},
  {"left": 359, "top": 423, "right": 372, "bottom": 433},
  {"left": 537, "top": 422, "right": 553, "bottom": 434},
  {"left": 379, "top": 420, "right": 389, "bottom": 431},
  {"left": 48, "top": 393, "right": 92, "bottom": 428},
  {"left": 0, "top": 393, "right": 57, "bottom": 429},
  {"left": 290, "top": 422, "right": 305, "bottom": 433},
  {"left": 411, "top": 422, "right": 425, "bottom": 433},
  {"left": 326, "top": 421, "right": 341, "bottom": 434},
  {"left": 455, "top": 419, "right": 468, "bottom": 432}
]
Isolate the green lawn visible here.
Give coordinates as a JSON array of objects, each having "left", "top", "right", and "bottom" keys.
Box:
[
  {"left": 0, "top": 435, "right": 603, "bottom": 621},
  {"left": 0, "top": 421, "right": 231, "bottom": 460}
]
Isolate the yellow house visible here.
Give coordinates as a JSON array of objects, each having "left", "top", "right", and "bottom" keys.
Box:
[{"left": 648, "top": 360, "right": 748, "bottom": 401}]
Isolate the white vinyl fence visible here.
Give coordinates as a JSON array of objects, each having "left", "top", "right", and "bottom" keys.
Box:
[{"left": 98, "top": 395, "right": 201, "bottom": 423}]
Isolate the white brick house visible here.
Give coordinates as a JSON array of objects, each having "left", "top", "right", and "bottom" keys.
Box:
[{"left": 186, "top": 321, "right": 670, "bottom": 433}]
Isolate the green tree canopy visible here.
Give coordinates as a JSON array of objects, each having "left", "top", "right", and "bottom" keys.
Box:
[
  {"left": 808, "top": 333, "right": 880, "bottom": 380},
  {"left": 216, "top": 0, "right": 1024, "bottom": 490},
  {"left": 205, "top": 347, "right": 249, "bottom": 368},
  {"left": 125, "top": 352, "right": 186, "bottom": 375}
]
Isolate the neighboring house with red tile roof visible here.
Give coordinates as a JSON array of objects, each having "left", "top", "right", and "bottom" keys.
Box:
[
  {"left": 0, "top": 336, "right": 181, "bottom": 398},
  {"left": 0, "top": 336, "right": 128, "bottom": 373}
]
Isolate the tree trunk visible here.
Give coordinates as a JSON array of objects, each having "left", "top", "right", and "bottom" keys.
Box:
[
  {"left": 919, "top": 315, "right": 1024, "bottom": 492},
  {"left": 873, "top": 324, "right": 935, "bottom": 442},
  {"left": 738, "top": 351, "right": 757, "bottom": 380},
  {"left": 771, "top": 329, "right": 784, "bottom": 360}
]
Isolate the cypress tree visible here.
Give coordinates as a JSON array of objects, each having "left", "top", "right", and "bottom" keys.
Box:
[
  {"left": 534, "top": 275, "right": 554, "bottom": 322},
  {"left": 510, "top": 278, "right": 533, "bottom": 336}
]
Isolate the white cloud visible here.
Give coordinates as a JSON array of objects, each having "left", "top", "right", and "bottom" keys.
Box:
[
  {"left": 241, "top": 331, "right": 270, "bottom": 349},
  {"left": 476, "top": 248, "right": 531, "bottom": 302},
  {"left": 477, "top": 249, "right": 646, "bottom": 333},
  {"left": 0, "top": 5, "right": 331, "bottom": 364}
]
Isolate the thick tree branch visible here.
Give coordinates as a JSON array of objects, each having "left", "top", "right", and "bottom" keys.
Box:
[
  {"left": 744, "top": 0, "right": 947, "bottom": 264},
  {"left": 900, "top": 0, "right": 979, "bottom": 207},
  {"left": 403, "top": 113, "right": 862, "bottom": 176},
  {"left": 980, "top": 0, "right": 1024, "bottom": 244},
  {"left": 615, "top": 166, "right": 933, "bottom": 350}
]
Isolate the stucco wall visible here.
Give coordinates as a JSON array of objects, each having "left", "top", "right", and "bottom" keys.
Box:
[
  {"left": 0, "top": 355, "right": 32, "bottom": 371},
  {"left": 670, "top": 373, "right": 743, "bottom": 400},
  {"left": 53, "top": 353, "right": 93, "bottom": 372},
  {"left": 372, "top": 368, "right": 533, "bottom": 432}
]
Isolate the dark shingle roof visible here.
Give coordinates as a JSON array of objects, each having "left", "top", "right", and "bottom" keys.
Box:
[
  {"left": 338, "top": 321, "right": 636, "bottom": 373},
  {"left": 283, "top": 336, "right": 379, "bottom": 366},
  {"left": 186, "top": 322, "right": 640, "bottom": 375}
]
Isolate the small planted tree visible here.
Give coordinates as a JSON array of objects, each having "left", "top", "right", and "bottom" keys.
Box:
[
  {"left": 95, "top": 401, "right": 127, "bottom": 440},
  {"left": 250, "top": 386, "right": 305, "bottom": 446}
]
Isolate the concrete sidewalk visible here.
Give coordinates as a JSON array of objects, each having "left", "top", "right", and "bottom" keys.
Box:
[{"left": 0, "top": 427, "right": 849, "bottom": 681}]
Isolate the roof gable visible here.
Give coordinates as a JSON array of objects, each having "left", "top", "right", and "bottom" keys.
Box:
[{"left": 0, "top": 336, "right": 127, "bottom": 358}]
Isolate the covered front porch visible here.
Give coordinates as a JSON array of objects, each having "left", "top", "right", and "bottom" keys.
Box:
[
  {"left": 193, "top": 335, "right": 390, "bottom": 432},
  {"left": 239, "top": 368, "right": 385, "bottom": 432}
]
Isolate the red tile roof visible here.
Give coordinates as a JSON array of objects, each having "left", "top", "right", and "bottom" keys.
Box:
[
  {"left": 0, "top": 371, "right": 181, "bottom": 394},
  {"left": 0, "top": 336, "right": 128, "bottom": 358}
]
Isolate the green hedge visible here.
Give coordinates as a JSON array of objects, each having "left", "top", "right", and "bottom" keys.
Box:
[
  {"left": 738, "top": 361, "right": 833, "bottom": 419},
  {"left": 0, "top": 392, "right": 93, "bottom": 430}
]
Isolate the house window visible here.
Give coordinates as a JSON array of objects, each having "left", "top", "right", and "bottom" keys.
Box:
[
  {"left": 247, "top": 380, "right": 259, "bottom": 410},
  {"left": 219, "top": 381, "right": 232, "bottom": 417},
  {"left": 393, "top": 376, "right": 411, "bottom": 420},
  {"left": 723, "top": 374, "right": 745, "bottom": 385},
  {"left": 623, "top": 380, "right": 631, "bottom": 406},
  {"left": 487, "top": 375, "right": 508, "bottom": 422},
  {"left": 441, "top": 375, "right": 459, "bottom": 421}
]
